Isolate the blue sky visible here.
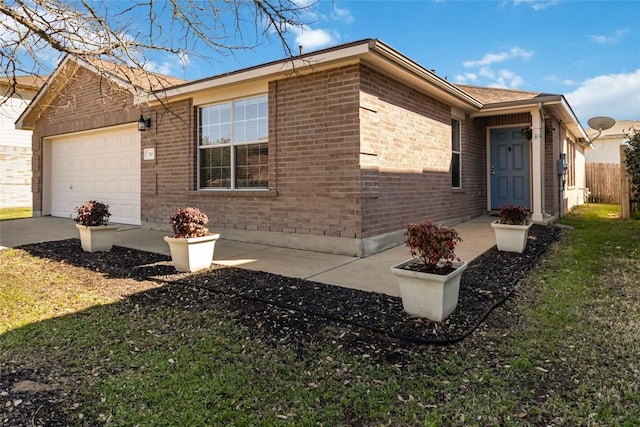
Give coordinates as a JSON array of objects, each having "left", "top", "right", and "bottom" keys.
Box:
[
  {"left": 145, "top": 0, "right": 639, "bottom": 129},
  {"left": 15, "top": 0, "right": 637, "bottom": 129}
]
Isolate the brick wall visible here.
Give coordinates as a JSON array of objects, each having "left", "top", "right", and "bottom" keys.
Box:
[
  {"left": 358, "top": 65, "right": 486, "bottom": 237},
  {"left": 31, "top": 65, "right": 138, "bottom": 213},
  {"left": 143, "top": 65, "right": 363, "bottom": 238},
  {"left": 140, "top": 99, "right": 195, "bottom": 223},
  {"left": 483, "top": 113, "right": 530, "bottom": 128}
]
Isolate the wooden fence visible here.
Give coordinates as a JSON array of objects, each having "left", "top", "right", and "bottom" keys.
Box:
[{"left": 585, "top": 162, "right": 621, "bottom": 204}]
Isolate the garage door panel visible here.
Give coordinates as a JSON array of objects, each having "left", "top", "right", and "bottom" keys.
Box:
[
  {"left": 50, "top": 126, "right": 141, "bottom": 225},
  {"left": 107, "top": 158, "right": 118, "bottom": 169},
  {"left": 120, "top": 181, "right": 133, "bottom": 193},
  {"left": 120, "top": 156, "right": 134, "bottom": 169}
]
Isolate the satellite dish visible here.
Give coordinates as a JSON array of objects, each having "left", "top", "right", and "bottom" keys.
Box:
[
  {"left": 587, "top": 116, "right": 616, "bottom": 131},
  {"left": 587, "top": 116, "right": 616, "bottom": 143}
]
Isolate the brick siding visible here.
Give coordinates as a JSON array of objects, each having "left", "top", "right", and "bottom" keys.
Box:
[
  {"left": 359, "top": 65, "right": 486, "bottom": 237},
  {"left": 142, "top": 65, "right": 363, "bottom": 238}
]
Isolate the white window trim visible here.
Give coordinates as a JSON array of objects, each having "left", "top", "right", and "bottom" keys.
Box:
[
  {"left": 452, "top": 118, "right": 462, "bottom": 189},
  {"left": 197, "top": 94, "right": 268, "bottom": 191}
]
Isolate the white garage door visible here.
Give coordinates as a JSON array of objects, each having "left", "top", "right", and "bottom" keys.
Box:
[{"left": 50, "top": 126, "right": 141, "bottom": 225}]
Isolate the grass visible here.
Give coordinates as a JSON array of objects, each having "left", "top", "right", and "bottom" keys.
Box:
[
  {"left": 1, "top": 203, "right": 640, "bottom": 426},
  {"left": 0, "top": 206, "right": 32, "bottom": 221}
]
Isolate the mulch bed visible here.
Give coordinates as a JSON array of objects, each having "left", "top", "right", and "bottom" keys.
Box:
[
  {"left": 16, "top": 224, "right": 563, "bottom": 345},
  {"left": 3, "top": 226, "right": 563, "bottom": 426}
]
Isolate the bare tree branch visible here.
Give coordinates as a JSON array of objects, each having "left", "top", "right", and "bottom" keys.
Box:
[{"left": 0, "top": 0, "right": 311, "bottom": 105}]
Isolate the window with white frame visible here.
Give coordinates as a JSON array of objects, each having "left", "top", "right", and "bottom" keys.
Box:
[
  {"left": 451, "top": 118, "right": 461, "bottom": 188},
  {"left": 567, "top": 140, "right": 576, "bottom": 187},
  {"left": 198, "top": 95, "right": 268, "bottom": 190}
]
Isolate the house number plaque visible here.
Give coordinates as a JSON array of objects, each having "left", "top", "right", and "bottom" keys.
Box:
[{"left": 143, "top": 148, "right": 155, "bottom": 161}]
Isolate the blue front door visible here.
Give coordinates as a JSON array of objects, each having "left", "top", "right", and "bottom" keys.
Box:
[{"left": 490, "top": 128, "right": 531, "bottom": 210}]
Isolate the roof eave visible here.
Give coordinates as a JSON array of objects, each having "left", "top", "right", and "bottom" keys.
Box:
[
  {"left": 140, "top": 40, "right": 375, "bottom": 104},
  {"left": 142, "top": 39, "right": 483, "bottom": 111},
  {"left": 470, "top": 95, "right": 589, "bottom": 146},
  {"left": 15, "top": 56, "right": 73, "bottom": 130},
  {"left": 471, "top": 95, "right": 563, "bottom": 116}
]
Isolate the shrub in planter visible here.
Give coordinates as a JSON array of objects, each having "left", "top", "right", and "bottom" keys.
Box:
[
  {"left": 391, "top": 222, "right": 467, "bottom": 321},
  {"left": 74, "top": 200, "right": 119, "bottom": 252},
  {"left": 74, "top": 200, "right": 111, "bottom": 226},
  {"left": 492, "top": 204, "right": 532, "bottom": 253},
  {"left": 169, "top": 207, "right": 211, "bottom": 238},
  {"left": 164, "top": 207, "right": 220, "bottom": 272},
  {"left": 404, "top": 222, "right": 463, "bottom": 273},
  {"left": 496, "top": 204, "right": 529, "bottom": 225}
]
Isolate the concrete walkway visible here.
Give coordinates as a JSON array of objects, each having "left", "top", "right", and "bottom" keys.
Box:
[{"left": 0, "top": 216, "right": 497, "bottom": 297}]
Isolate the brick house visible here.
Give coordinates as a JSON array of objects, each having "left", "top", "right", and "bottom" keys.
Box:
[{"left": 17, "top": 39, "right": 589, "bottom": 256}]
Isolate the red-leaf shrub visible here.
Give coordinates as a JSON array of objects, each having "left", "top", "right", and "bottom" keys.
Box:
[
  {"left": 170, "top": 207, "right": 210, "bottom": 238},
  {"left": 405, "top": 222, "right": 462, "bottom": 268},
  {"left": 74, "top": 200, "right": 111, "bottom": 226},
  {"left": 497, "top": 204, "right": 529, "bottom": 225}
]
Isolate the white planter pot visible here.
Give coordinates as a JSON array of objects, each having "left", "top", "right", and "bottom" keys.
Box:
[
  {"left": 164, "top": 234, "right": 220, "bottom": 273},
  {"left": 76, "top": 224, "right": 120, "bottom": 252},
  {"left": 491, "top": 221, "right": 532, "bottom": 253},
  {"left": 390, "top": 260, "right": 468, "bottom": 321}
]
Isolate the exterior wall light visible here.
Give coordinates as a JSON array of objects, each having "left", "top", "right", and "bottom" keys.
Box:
[{"left": 138, "top": 115, "right": 151, "bottom": 131}]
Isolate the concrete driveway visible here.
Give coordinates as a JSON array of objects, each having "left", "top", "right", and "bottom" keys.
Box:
[{"left": 0, "top": 216, "right": 497, "bottom": 297}]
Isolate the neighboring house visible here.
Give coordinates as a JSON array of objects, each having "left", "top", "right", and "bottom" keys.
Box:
[
  {"left": 0, "top": 75, "right": 47, "bottom": 209},
  {"left": 17, "top": 39, "right": 590, "bottom": 256},
  {"left": 585, "top": 120, "right": 640, "bottom": 164},
  {"left": 583, "top": 120, "right": 639, "bottom": 204}
]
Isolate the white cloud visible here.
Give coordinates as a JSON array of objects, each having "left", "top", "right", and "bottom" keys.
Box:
[
  {"left": 565, "top": 69, "right": 640, "bottom": 125},
  {"left": 453, "top": 72, "right": 478, "bottom": 84},
  {"left": 588, "top": 28, "right": 630, "bottom": 44},
  {"left": 478, "top": 67, "right": 495, "bottom": 79},
  {"left": 463, "top": 47, "right": 532, "bottom": 68},
  {"left": 487, "top": 70, "right": 524, "bottom": 89},
  {"left": 146, "top": 52, "right": 190, "bottom": 76},
  {"left": 512, "top": 0, "right": 561, "bottom": 11},
  {"left": 292, "top": 26, "right": 337, "bottom": 50},
  {"left": 331, "top": 6, "right": 353, "bottom": 24},
  {"left": 291, "top": 0, "right": 316, "bottom": 7},
  {"left": 458, "top": 47, "right": 530, "bottom": 89}
]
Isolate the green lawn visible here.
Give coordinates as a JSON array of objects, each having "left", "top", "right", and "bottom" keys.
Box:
[
  {"left": 0, "top": 206, "right": 32, "bottom": 221},
  {"left": 1, "top": 203, "right": 639, "bottom": 426}
]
